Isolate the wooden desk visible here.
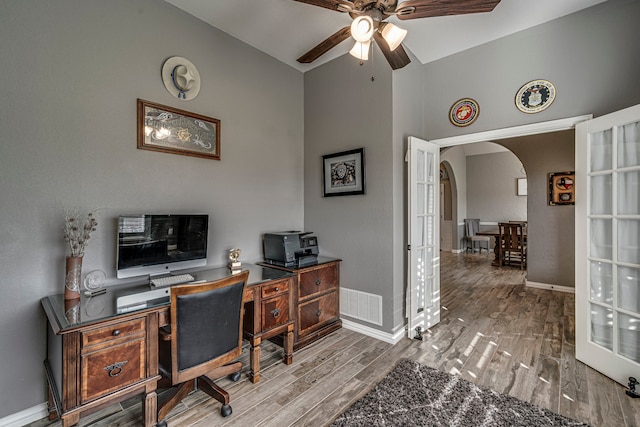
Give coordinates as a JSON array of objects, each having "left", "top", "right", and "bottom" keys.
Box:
[
  {"left": 41, "top": 264, "right": 294, "bottom": 427},
  {"left": 477, "top": 228, "right": 527, "bottom": 267}
]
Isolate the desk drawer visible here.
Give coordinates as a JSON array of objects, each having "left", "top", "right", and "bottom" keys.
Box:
[
  {"left": 299, "top": 265, "right": 337, "bottom": 299},
  {"left": 261, "top": 280, "right": 289, "bottom": 299},
  {"left": 82, "top": 318, "right": 146, "bottom": 348},
  {"left": 298, "top": 291, "right": 338, "bottom": 336},
  {"left": 261, "top": 295, "right": 290, "bottom": 331},
  {"left": 80, "top": 337, "right": 146, "bottom": 403}
]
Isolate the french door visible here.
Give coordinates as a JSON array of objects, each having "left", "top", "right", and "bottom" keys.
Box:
[
  {"left": 407, "top": 136, "right": 441, "bottom": 339},
  {"left": 575, "top": 104, "right": 640, "bottom": 385}
]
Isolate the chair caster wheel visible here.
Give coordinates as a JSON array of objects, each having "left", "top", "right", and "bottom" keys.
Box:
[
  {"left": 221, "top": 404, "right": 233, "bottom": 417},
  {"left": 157, "top": 420, "right": 168, "bottom": 427},
  {"left": 229, "top": 371, "right": 241, "bottom": 382}
]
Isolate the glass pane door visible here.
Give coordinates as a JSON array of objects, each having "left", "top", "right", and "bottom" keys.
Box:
[
  {"left": 576, "top": 104, "right": 640, "bottom": 385},
  {"left": 407, "top": 137, "right": 440, "bottom": 339}
]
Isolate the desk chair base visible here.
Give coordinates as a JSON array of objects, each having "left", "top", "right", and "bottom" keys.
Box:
[{"left": 157, "top": 361, "right": 242, "bottom": 424}]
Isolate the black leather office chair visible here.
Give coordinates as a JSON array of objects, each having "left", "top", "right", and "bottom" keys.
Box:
[{"left": 156, "top": 270, "right": 249, "bottom": 425}]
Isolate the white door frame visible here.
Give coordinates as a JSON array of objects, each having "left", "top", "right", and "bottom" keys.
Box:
[{"left": 429, "top": 115, "right": 592, "bottom": 148}]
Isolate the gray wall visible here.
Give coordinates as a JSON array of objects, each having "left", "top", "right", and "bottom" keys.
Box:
[
  {"left": 499, "top": 131, "right": 576, "bottom": 287},
  {"left": 303, "top": 52, "right": 397, "bottom": 331},
  {"left": 0, "top": 0, "right": 303, "bottom": 418},
  {"left": 421, "top": 0, "right": 640, "bottom": 140},
  {"left": 466, "top": 151, "right": 527, "bottom": 222}
]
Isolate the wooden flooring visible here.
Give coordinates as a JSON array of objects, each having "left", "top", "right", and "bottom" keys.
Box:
[{"left": 32, "top": 252, "right": 640, "bottom": 427}]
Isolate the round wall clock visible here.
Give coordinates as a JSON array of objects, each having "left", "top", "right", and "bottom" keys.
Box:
[
  {"left": 449, "top": 98, "right": 480, "bottom": 127},
  {"left": 515, "top": 79, "right": 556, "bottom": 113}
]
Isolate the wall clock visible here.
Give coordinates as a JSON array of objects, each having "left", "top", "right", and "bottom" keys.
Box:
[
  {"left": 515, "top": 79, "right": 556, "bottom": 113},
  {"left": 449, "top": 98, "right": 479, "bottom": 127}
]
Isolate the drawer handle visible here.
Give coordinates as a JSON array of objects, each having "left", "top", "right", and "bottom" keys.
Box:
[
  {"left": 315, "top": 279, "right": 322, "bottom": 285},
  {"left": 274, "top": 287, "right": 279, "bottom": 292},
  {"left": 104, "top": 360, "right": 128, "bottom": 377},
  {"left": 112, "top": 329, "right": 121, "bottom": 336},
  {"left": 316, "top": 310, "right": 322, "bottom": 317},
  {"left": 271, "top": 308, "right": 281, "bottom": 318}
]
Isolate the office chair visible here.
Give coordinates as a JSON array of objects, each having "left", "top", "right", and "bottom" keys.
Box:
[
  {"left": 156, "top": 270, "right": 249, "bottom": 425},
  {"left": 498, "top": 222, "right": 527, "bottom": 269},
  {"left": 464, "top": 218, "right": 490, "bottom": 254}
]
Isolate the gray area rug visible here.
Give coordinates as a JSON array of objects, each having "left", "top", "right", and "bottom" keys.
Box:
[{"left": 332, "top": 358, "right": 589, "bottom": 426}]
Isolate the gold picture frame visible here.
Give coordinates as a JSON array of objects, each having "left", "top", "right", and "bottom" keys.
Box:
[{"left": 137, "top": 99, "right": 220, "bottom": 160}]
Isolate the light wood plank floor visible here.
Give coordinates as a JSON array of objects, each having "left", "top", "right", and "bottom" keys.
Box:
[{"left": 32, "top": 252, "right": 640, "bottom": 426}]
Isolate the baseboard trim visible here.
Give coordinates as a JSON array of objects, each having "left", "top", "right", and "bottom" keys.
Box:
[
  {"left": 451, "top": 249, "right": 463, "bottom": 254},
  {"left": 526, "top": 280, "right": 575, "bottom": 293},
  {"left": 341, "top": 318, "right": 405, "bottom": 344},
  {"left": 0, "top": 402, "right": 47, "bottom": 427}
]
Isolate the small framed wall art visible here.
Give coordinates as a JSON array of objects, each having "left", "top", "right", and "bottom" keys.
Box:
[
  {"left": 137, "top": 99, "right": 220, "bottom": 160},
  {"left": 515, "top": 79, "right": 556, "bottom": 114},
  {"left": 517, "top": 178, "right": 527, "bottom": 196},
  {"left": 322, "top": 148, "right": 365, "bottom": 197},
  {"left": 548, "top": 171, "right": 575, "bottom": 205},
  {"left": 449, "top": 98, "right": 479, "bottom": 127}
]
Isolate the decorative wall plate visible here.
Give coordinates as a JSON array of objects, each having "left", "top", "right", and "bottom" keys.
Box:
[
  {"left": 515, "top": 79, "right": 556, "bottom": 113},
  {"left": 449, "top": 98, "right": 479, "bottom": 127}
]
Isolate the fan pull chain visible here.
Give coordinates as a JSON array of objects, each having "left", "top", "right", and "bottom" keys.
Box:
[{"left": 370, "top": 41, "right": 375, "bottom": 82}]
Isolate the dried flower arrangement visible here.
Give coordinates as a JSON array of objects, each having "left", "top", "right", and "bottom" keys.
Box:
[{"left": 64, "top": 210, "right": 98, "bottom": 257}]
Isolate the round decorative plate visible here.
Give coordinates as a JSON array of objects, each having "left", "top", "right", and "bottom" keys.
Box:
[
  {"left": 515, "top": 79, "right": 556, "bottom": 113},
  {"left": 449, "top": 98, "right": 479, "bottom": 127}
]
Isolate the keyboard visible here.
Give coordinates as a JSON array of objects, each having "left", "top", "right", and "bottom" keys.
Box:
[{"left": 150, "top": 273, "right": 195, "bottom": 287}]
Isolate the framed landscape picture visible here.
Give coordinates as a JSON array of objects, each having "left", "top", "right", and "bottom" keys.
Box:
[{"left": 322, "top": 148, "right": 365, "bottom": 197}]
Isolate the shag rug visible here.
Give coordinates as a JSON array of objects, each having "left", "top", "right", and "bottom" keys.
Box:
[{"left": 331, "top": 359, "right": 590, "bottom": 427}]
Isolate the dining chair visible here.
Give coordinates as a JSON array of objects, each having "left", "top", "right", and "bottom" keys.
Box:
[
  {"left": 464, "top": 218, "right": 490, "bottom": 254},
  {"left": 498, "top": 222, "right": 526, "bottom": 269},
  {"left": 156, "top": 270, "right": 250, "bottom": 425}
]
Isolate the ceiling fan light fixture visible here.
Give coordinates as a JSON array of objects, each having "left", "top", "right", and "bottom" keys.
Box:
[
  {"left": 351, "top": 15, "right": 374, "bottom": 43},
  {"left": 349, "top": 40, "right": 371, "bottom": 60},
  {"left": 381, "top": 23, "right": 407, "bottom": 51}
]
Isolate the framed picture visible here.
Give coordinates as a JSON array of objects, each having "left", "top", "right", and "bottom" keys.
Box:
[
  {"left": 322, "top": 148, "right": 365, "bottom": 197},
  {"left": 137, "top": 99, "right": 220, "bottom": 160},
  {"left": 548, "top": 171, "right": 575, "bottom": 205},
  {"left": 517, "top": 178, "right": 528, "bottom": 196}
]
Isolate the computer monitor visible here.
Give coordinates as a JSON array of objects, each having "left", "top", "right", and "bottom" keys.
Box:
[{"left": 116, "top": 214, "right": 208, "bottom": 279}]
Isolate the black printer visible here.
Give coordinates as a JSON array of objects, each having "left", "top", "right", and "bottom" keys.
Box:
[{"left": 263, "top": 231, "right": 319, "bottom": 268}]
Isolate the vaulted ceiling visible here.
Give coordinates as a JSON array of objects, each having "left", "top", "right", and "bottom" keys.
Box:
[{"left": 165, "top": 0, "right": 606, "bottom": 72}]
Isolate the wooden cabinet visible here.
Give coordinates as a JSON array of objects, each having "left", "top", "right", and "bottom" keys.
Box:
[{"left": 260, "top": 258, "right": 341, "bottom": 351}]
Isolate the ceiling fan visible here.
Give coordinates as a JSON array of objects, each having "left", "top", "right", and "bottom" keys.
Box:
[{"left": 295, "top": 0, "right": 501, "bottom": 70}]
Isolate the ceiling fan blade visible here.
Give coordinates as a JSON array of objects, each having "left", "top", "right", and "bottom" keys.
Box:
[
  {"left": 373, "top": 32, "right": 411, "bottom": 70},
  {"left": 297, "top": 26, "right": 352, "bottom": 63},
  {"left": 293, "top": 0, "right": 350, "bottom": 12},
  {"left": 396, "top": 0, "right": 501, "bottom": 20}
]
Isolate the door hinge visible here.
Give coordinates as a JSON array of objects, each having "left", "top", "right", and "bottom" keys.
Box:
[{"left": 407, "top": 245, "right": 411, "bottom": 251}]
